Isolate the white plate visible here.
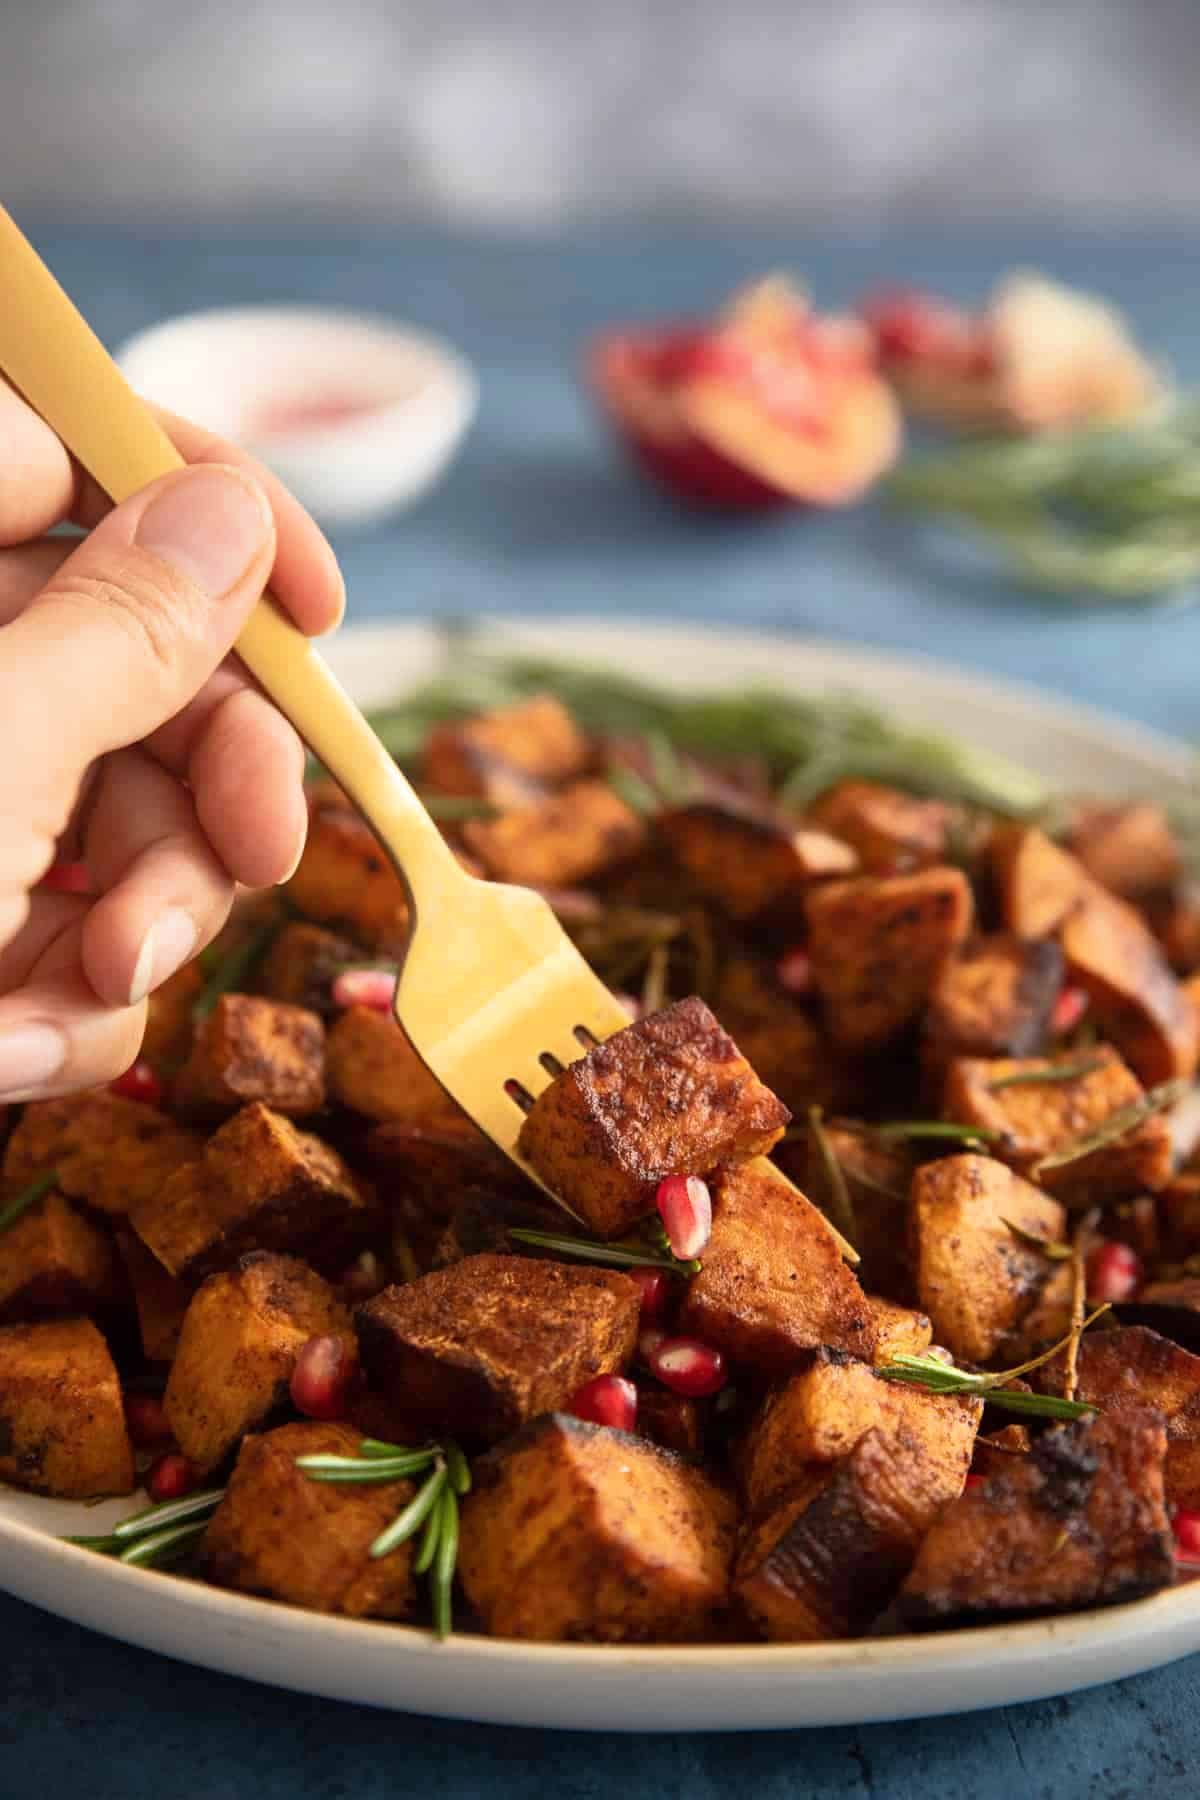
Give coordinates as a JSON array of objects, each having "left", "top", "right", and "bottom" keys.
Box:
[{"left": 3, "top": 616, "right": 1198, "bottom": 1732}]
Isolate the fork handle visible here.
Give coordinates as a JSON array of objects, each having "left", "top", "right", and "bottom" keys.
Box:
[{"left": 0, "top": 206, "right": 465, "bottom": 916}]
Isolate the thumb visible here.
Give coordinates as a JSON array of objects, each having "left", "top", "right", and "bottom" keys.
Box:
[{"left": 0, "top": 463, "right": 276, "bottom": 835}]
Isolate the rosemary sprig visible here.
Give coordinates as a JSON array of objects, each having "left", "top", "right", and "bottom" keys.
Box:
[
  {"left": 808, "top": 1107, "right": 858, "bottom": 1247},
  {"left": 369, "top": 1463, "right": 447, "bottom": 1561},
  {"left": 986, "top": 1058, "right": 1107, "bottom": 1092},
  {"left": 1002, "top": 1218, "right": 1073, "bottom": 1261},
  {"left": 1063, "top": 1208, "right": 1101, "bottom": 1404},
  {"left": 878, "top": 1303, "right": 1111, "bottom": 1421},
  {"left": 1032, "top": 1080, "right": 1190, "bottom": 1177},
  {"left": 63, "top": 1487, "right": 225, "bottom": 1564},
  {"left": 508, "top": 1225, "right": 700, "bottom": 1275},
  {"left": 0, "top": 1169, "right": 58, "bottom": 1236},
  {"left": 192, "top": 920, "right": 281, "bottom": 1020},
  {"left": 869, "top": 1120, "right": 1003, "bottom": 1147}
]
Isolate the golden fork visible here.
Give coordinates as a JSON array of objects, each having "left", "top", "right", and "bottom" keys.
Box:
[{"left": 0, "top": 206, "right": 853, "bottom": 1256}]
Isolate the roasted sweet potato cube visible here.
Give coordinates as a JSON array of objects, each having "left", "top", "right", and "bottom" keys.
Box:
[
  {"left": 204, "top": 1420, "right": 418, "bottom": 1617},
  {"left": 164, "top": 1252, "right": 355, "bottom": 1473},
  {"left": 735, "top": 1426, "right": 959, "bottom": 1640},
  {"left": 116, "top": 1228, "right": 190, "bottom": 1362},
  {"left": 3, "top": 1091, "right": 202, "bottom": 1220},
  {"left": 325, "top": 1006, "right": 462, "bottom": 1128},
  {"left": 1156, "top": 885, "right": 1200, "bottom": 975},
  {"left": 458, "top": 1413, "right": 736, "bottom": 1642},
  {"left": 922, "top": 934, "right": 1063, "bottom": 1074},
  {"left": 715, "top": 957, "right": 857, "bottom": 1118},
  {"left": 359, "top": 1119, "right": 524, "bottom": 1262},
  {"left": 898, "top": 1411, "right": 1174, "bottom": 1628},
  {"left": 430, "top": 1187, "right": 564, "bottom": 1268},
  {"left": 636, "top": 1390, "right": 704, "bottom": 1458},
  {"left": 173, "top": 995, "right": 326, "bottom": 1121},
  {"left": 740, "top": 1347, "right": 979, "bottom": 1521},
  {"left": 423, "top": 695, "right": 592, "bottom": 799},
  {"left": 990, "top": 825, "right": 1089, "bottom": 940},
  {"left": 911, "top": 1154, "right": 1068, "bottom": 1364},
  {"left": 810, "top": 780, "right": 954, "bottom": 873},
  {"left": 518, "top": 996, "right": 789, "bottom": 1237},
  {"left": 0, "top": 1191, "right": 122, "bottom": 1324},
  {"left": 805, "top": 868, "right": 973, "bottom": 1051},
  {"left": 1061, "top": 889, "right": 1199, "bottom": 1085},
  {"left": 131, "top": 1103, "right": 370, "bottom": 1284},
  {"left": 285, "top": 790, "right": 410, "bottom": 951},
  {"left": 970, "top": 1423, "right": 1031, "bottom": 1479},
  {"left": 1162, "top": 1172, "right": 1200, "bottom": 1253},
  {"left": 142, "top": 961, "right": 203, "bottom": 1065},
  {"left": 867, "top": 1296, "right": 933, "bottom": 1360},
  {"left": 801, "top": 1121, "right": 914, "bottom": 1300},
  {"left": 0, "top": 1317, "right": 134, "bottom": 1498},
  {"left": 1002, "top": 1258, "right": 1075, "bottom": 1359},
  {"left": 1069, "top": 803, "right": 1181, "bottom": 902},
  {"left": 943, "top": 1047, "right": 1173, "bottom": 1203},
  {"left": 658, "top": 799, "right": 856, "bottom": 920},
  {"left": 679, "top": 1162, "right": 876, "bottom": 1373},
  {"left": 355, "top": 1254, "right": 639, "bottom": 1444},
  {"left": 258, "top": 921, "right": 363, "bottom": 1013},
  {"left": 462, "top": 779, "right": 645, "bottom": 887}
]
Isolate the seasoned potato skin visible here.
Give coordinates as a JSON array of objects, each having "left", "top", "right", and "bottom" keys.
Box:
[
  {"left": 284, "top": 789, "right": 410, "bottom": 951},
  {"left": 165, "top": 1252, "right": 355, "bottom": 1473},
  {"left": 943, "top": 1046, "right": 1173, "bottom": 1203},
  {"left": 898, "top": 1411, "right": 1174, "bottom": 1628},
  {"left": 173, "top": 995, "right": 326, "bottom": 1121},
  {"left": 805, "top": 867, "right": 973, "bottom": 1050},
  {"left": 679, "top": 1162, "right": 877, "bottom": 1373},
  {"left": 459, "top": 1413, "right": 736, "bottom": 1642},
  {"left": 810, "top": 781, "right": 953, "bottom": 873},
  {"left": 922, "top": 934, "right": 1064, "bottom": 1075},
  {"left": 132, "top": 1102, "right": 370, "bottom": 1285},
  {"left": 911, "top": 1154, "right": 1068, "bottom": 1364},
  {"left": 518, "top": 996, "right": 790, "bottom": 1238},
  {"left": 0, "top": 1317, "right": 134, "bottom": 1498},
  {"left": 355, "top": 1254, "right": 640, "bottom": 1445},
  {"left": 204, "top": 1421, "right": 417, "bottom": 1619},
  {"left": 658, "top": 799, "right": 856, "bottom": 920},
  {"left": 1061, "top": 888, "right": 1199, "bottom": 1085},
  {"left": 423, "top": 695, "right": 592, "bottom": 799},
  {"left": 0, "top": 1191, "right": 123, "bottom": 1324},
  {"left": 1040, "top": 1325, "right": 1200, "bottom": 1511},
  {"left": 3, "top": 1092, "right": 201, "bottom": 1220},
  {"left": 462, "top": 779, "right": 645, "bottom": 888},
  {"left": 325, "top": 1007, "right": 462, "bottom": 1128}
]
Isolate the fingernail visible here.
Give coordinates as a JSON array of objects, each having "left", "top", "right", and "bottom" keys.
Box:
[
  {"left": 129, "top": 908, "right": 198, "bottom": 1006},
  {"left": 0, "top": 1023, "right": 67, "bottom": 1099},
  {"left": 136, "top": 467, "right": 273, "bottom": 598},
  {"left": 278, "top": 823, "right": 308, "bottom": 886}
]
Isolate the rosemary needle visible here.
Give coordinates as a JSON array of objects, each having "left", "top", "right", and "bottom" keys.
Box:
[
  {"left": 1032, "top": 1080, "right": 1189, "bottom": 1176},
  {"left": 370, "top": 1464, "right": 448, "bottom": 1561},
  {"left": 431, "top": 1488, "right": 459, "bottom": 1640},
  {"left": 0, "top": 1169, "right": 58, "bottom": 1236},
  {"left": 986, "top": 1058, "right": 1107, "bottom": 1092}
]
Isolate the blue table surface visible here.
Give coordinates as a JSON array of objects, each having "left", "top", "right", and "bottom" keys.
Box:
[{"left": 7, "top": 220, "right": 1200, "bottom": 1798}]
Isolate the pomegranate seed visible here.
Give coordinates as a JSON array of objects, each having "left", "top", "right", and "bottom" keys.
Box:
[
  {"left": 964, "top": 1473, "right": 986, "bottom": 1491},
  {"left": 627, "top": 1266, "right": 671, "bottom": 1322},
  {"left": 110, "top": 1059, "right": 163, "bottom": 1108},
  {"left": 655, "top": 1174, "right": 712, "bottom": 1261},
  {"left": 775, "top": 948, "right": 812, "bottom": 995},
  {"left": 638, "top": 1326, "right": 668, "bottom": 1363},
  {"left": 123, "top": 1391, "right": 173, "bottom": 1451},
  {"left": 290, "top": 1334, "right": 354, "bottom": 1420},
  {"left": 568, "top": 1374, "right": 637, "bottom": 1433},
  {"left": 331, "top": 967, "right": 397, "bottom": 1011},
  {"left": 1086, "top": 1240, "right": 1142, "bottom": 1305},
  {"left": 1174, "top": 1509, "right": 1200, "bottom": 1563},
  {"left": 146, "top": 1453, "right": 197, "bottom": 1503},
  {"left": 648, "top": 1336, "right": 727, "bottom": 1398},
  {"left": 1051, "top": 986, "right": 1089, "bottom": 1036},
  {"left": 40, "top": 860, "right": 91, "bottom": 894}
]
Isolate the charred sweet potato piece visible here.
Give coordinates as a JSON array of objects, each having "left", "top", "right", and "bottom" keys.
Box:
[
  {"left": 990, "top": 825, "right": 1089, "bottom": 940},
  {"left": 3, "top": 1091, "right": 202, "bottom": 1220},
  {"left": 805, "top": 868, "right": 973, "bottom": 1050},
  {"left": 459, "top": 1413, "right": 736, "bottom": 1642},
  {"left": 943, "top": 1047, "right": 1173, "bottom": 1203},
  {"left": 741, "top": 1347, "right": 980, "bottom": 1521},
  {"left": 0, "top": 1317, "right": 134, "bottom": 1498},
  {"left": 0, "top": 1191, "right": 122, "bottom": 1324},
  {"left": 867, "top": 1296, "right": 934, "bottom": 1360},
  {"left": 898, "top": 1410, "right": 1174, "bottom": 1628},
  {"left": 1061, "top": 889, "right": 1199, "bottom": 1085},
  {"left": 735, "top": 1425, "right": 960, "bottom": 1640},
  {"left": 356, "top": 1254, "right": 640, "bottom": 1445},
  {"left": 1069, "top": 802, "right": 1181, "bottom": 902},
  {"left": 131, "top": 1103, "right": 370, "bottom": 1285},
  {"left": 258, "top": 921, "right": 363, "bottom": 1013},
  {"left": 142, "top": 961, "right": 204, "bottom": 1066},
  {"left": 911, "top": 1154, "right": 1068, "bottom": 1364},
  {"left": 518, "top": 996, "right": 789, "bottom": 1237},
  {"left": 285, "top": 789, "right": 409, "bottom": 952},
  {"left": 423, "top": 695, "right": 592, "bottom": 800},
  {"left": 205, "top": 1420, "right": 418, "bottom": 1618},
  {"left": 462, "top": 780, "right": 645, "bottom": 888},
  {"left": 922, "top": 934, "right": 1063, "bottom": 1074},
  {"left": 116, "top": 1228, "right": 190, "bottom": 1362},
  {"left": 358, "top": 1119, "right": 524, "bottom": 1263},
  {"left": 636, "top": 1390, "right": 704, "bottom": 1458},
  {"left": 715, "top": 957, "right": 857, "bottom": 1118},
  {"left": 810, "top": 781, "right": 953, "bottom": 873},
  {"left": 164, "top": 1252, "right": 355, "bottom": 1473},
  {"left": 679, "top": 1162, "right": 876, "bottom": 1373},
  {"left": 430, "top": 1187, "right": 564, "bottom": 1268},
  {"left": 801, "top": 1121, "right": 914, "bottom": 1300},
  {"left": 173, "top": 995, "right": 326, "bottom": 1122},
  {"left": 658, "top": 799, "right": 856, "bottom": 920},
  {"left": 325, "top": 1007, "right": 461, "bottom": 1128}
]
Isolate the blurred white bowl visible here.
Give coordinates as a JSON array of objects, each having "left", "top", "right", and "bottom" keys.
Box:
[{"left": 115, "top": 306, "right": 477, "bottom": 529}]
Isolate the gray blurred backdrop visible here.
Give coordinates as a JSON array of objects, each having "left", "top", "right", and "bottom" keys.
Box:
[{"left": 3, "top": 0, "right": 1198, "bottom": 227}]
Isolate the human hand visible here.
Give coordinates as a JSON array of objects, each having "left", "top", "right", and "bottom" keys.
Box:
[{"left": 0, "top": 381, "right": 344, "bottom": 1101}]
